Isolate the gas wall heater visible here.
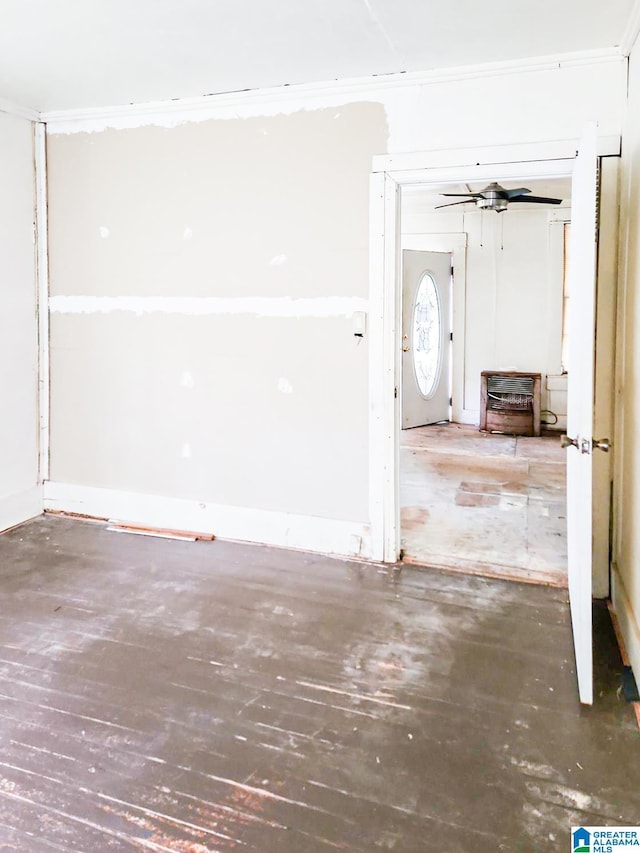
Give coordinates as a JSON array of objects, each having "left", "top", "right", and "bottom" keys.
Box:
[{"left": 479, "top": 371, "right": 541, "bottom": 436}]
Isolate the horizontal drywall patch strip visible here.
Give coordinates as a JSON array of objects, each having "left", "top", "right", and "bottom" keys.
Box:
[
  {"left": 44, "top": 482, "right": 372, "bottom": 560},
  {"left": 49, "top": 295, "right": 368, "bottom": 318}
]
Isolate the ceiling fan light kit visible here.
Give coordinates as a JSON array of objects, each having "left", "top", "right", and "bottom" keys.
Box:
[{"left": 435, "top": 181, "right": 563, "bottom": 212}]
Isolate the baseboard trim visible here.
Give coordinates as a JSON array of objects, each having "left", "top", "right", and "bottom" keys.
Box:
[
  {"left": 611, "top": 562, "right": 640, "bottom": 690},
  {"left": 43, "top": 482, "right": 372, "bottom": 560},
  {"left": 456, "top": 410, "right": 480, "bottom": 426},
  {"left": 0, "top": 486, "right": 43, "bottom": 533}
]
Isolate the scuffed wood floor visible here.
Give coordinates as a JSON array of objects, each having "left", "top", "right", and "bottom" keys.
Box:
[
  {"left": 401, "top": 423, "right": 567, "bottom": 585},
  {"left": 0, "top": 516, "right": 637, "bottom": 851}
]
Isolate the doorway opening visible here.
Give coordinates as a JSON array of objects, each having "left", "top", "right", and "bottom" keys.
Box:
[
  {"left": 369, "top": 134, "right": 619, "bottom": 704},
  {"left": 398, "top": 177, "right": 571, "bottom": 585}
]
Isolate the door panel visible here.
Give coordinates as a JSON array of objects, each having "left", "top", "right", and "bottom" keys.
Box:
[
  {"left": 402, "top": 250, "right": 452, "bottom": 428},
  {"left": 566, "top": 123, "right": 599, "bottom": 705}
]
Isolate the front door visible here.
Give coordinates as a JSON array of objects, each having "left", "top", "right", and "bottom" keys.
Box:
[{"left": 402, "top": 250, "right": 452, "bottom": 428}]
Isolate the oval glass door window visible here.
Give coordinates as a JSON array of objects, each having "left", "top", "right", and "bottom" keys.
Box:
[{"left": 412, "top": 273, "right": 441, "bottom": 397}]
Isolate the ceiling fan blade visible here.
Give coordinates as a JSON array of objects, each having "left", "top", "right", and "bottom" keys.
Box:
[
  {"left": 434, "top": 199, "right": 476, "bottom": 209},
  {"left": 511, "top": 195, "right": 563, "bottom": 205},
  {"left": 439, "top": 192, "right": 483, "bottom": 198},
  {"left": 504, "top": 188, "right": 532, "bottom": 198}
]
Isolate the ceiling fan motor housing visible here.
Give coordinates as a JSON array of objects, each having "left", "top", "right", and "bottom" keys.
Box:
[{"left": 477, "top": 192, "right": 508, "bottom": 212}]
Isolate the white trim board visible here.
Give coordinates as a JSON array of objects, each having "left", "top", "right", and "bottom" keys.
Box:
[
  {"left": 0, "top": 487, "right": 43, "bottom": 533},
  {"left": 611, "top": 563, "right": 640, "bottom": 691},
  {"left": 373, "top": 137, "right": 621, "bottom": 176},
  {"left": 41, "top": 49, "right": 622, "bottom": 135},
  {"left": 367, "top": 172, "right": 388, "bottom": 562},
  {"left": 35, "top": 122, "right": 50, "bottom": 482},
  {"left": 43, "top": 482, "right": 372, "bottom": 560},
  {"left": 368, "top": 172, "right": 401, "bottom": 562}
]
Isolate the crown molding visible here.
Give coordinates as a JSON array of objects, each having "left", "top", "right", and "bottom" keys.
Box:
[
  {"left": 0, "top": 96, "right": 39, "bottom": 123},
  {"left": 41, "top": 47, "right": 624, "bottom": 134},
  {"left": 620, "top": 0, "right": 640, "bottom": 56}
]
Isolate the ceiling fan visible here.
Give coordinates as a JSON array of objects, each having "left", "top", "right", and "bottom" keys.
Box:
[{"left": 435, "top": 181, "right": 563, "bottom": 213}]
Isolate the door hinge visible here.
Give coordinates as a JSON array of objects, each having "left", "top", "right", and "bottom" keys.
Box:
[
  {"left": 449, "top": 396, "right": 453, "bottom": 407},
  {"left": 394, "top": 386, "right": 398, "bottom": 399},
  {"left": 449, "top": 331, "right": 453, "bottom": 342}
]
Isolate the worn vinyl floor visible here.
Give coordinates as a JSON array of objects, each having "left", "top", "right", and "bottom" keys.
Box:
[
  {"left": 0, "top": 516, "right": 637, "bottom": 852},
  {"left": 401, "top": 423, "right": 567, "bottom": 585}
]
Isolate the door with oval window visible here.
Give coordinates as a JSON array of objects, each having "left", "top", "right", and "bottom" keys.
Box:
[{"left": 401, "top": 250, "right": 452, "bottom": 428}]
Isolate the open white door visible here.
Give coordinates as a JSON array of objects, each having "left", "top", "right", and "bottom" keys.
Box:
[
  {"left": 565, "top": 123, "right": 602, "bottom": 705},
  {"left": 402, "top": 250, "right": 452, "bottom": 428}
]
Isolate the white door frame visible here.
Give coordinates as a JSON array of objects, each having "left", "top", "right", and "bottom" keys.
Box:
[{"left": 368, "top": 136, "right": 620, "bottom": 563}]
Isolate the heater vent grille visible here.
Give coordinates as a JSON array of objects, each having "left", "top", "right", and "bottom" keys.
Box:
[
  {"left": 480, "top": 371, "right": 541, "bottom": 436},
  {"left": 486, "top": 376, "right": 534, "bottom": 410}
]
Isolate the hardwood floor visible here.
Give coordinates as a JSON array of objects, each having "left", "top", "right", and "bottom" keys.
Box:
[
  {"left": 0, "top": 516, "right": 637, "bottom": 851},
  {"left": 401, "top": 423, "right": 567, "bottom": 585}
]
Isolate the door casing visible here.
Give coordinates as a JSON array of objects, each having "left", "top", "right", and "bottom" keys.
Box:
[{"left": 368, "top": 136, "right": 620, "bottom": 572}]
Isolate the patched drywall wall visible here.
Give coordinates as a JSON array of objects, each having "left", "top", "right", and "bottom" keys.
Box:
[
  {"left": 0, "top": 112, "right": 40, "bottom": 530},
  {"left": 47, "top": 103, "right": 387, "bottom": 524},
  {"left": 49, "top": 313, "right": 369, "bottom": 519},
  {"left": 48, "top": 107, "right": 381, "bottom": 300}
]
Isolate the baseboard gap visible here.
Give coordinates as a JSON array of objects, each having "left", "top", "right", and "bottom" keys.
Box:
[{"left": 607, "top": 599, "right": 640, "bottom": 732}]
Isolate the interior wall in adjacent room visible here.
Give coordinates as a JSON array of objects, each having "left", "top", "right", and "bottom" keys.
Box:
[{"left": 401, "top": 205, "right": 567, "bottom": 423}]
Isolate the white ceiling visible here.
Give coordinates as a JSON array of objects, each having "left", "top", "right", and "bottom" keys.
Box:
[{"left": 0, "top": 0, "right": 636, "bottom": 113}]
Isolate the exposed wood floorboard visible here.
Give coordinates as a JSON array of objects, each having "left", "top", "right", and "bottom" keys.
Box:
[
  {"left": 0, "top": 516, "right": 637, "bottom": 851},
  {"left": 401, "top": 423, "right": 567, "bottom": 585}
]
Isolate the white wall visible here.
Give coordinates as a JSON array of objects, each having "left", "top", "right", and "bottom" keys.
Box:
[
  {"left": 0, "top": 112, "right": 40, "bottom": 531},
  {"left": 45, "top": 54, "right": 627, "bottom": 152},
  {"left": 401, "top": 203, "right": 567, "bottom": 424},
  {"left": 44, "top": 54, "right": 627, "bottom": 557},
  {"left": 612, "top": 40, "right": 640, "bottom": 688}
]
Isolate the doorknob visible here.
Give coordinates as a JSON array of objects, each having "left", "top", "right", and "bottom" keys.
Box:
[
  {"left": 561, "top": 435, "right": 591, "bottom": 454},
  {"left": 562, "top": 435, "right": 611, "bottom": 453},
  {"left": 561, "top": 435, "right": 579, "bottom": 449}
]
